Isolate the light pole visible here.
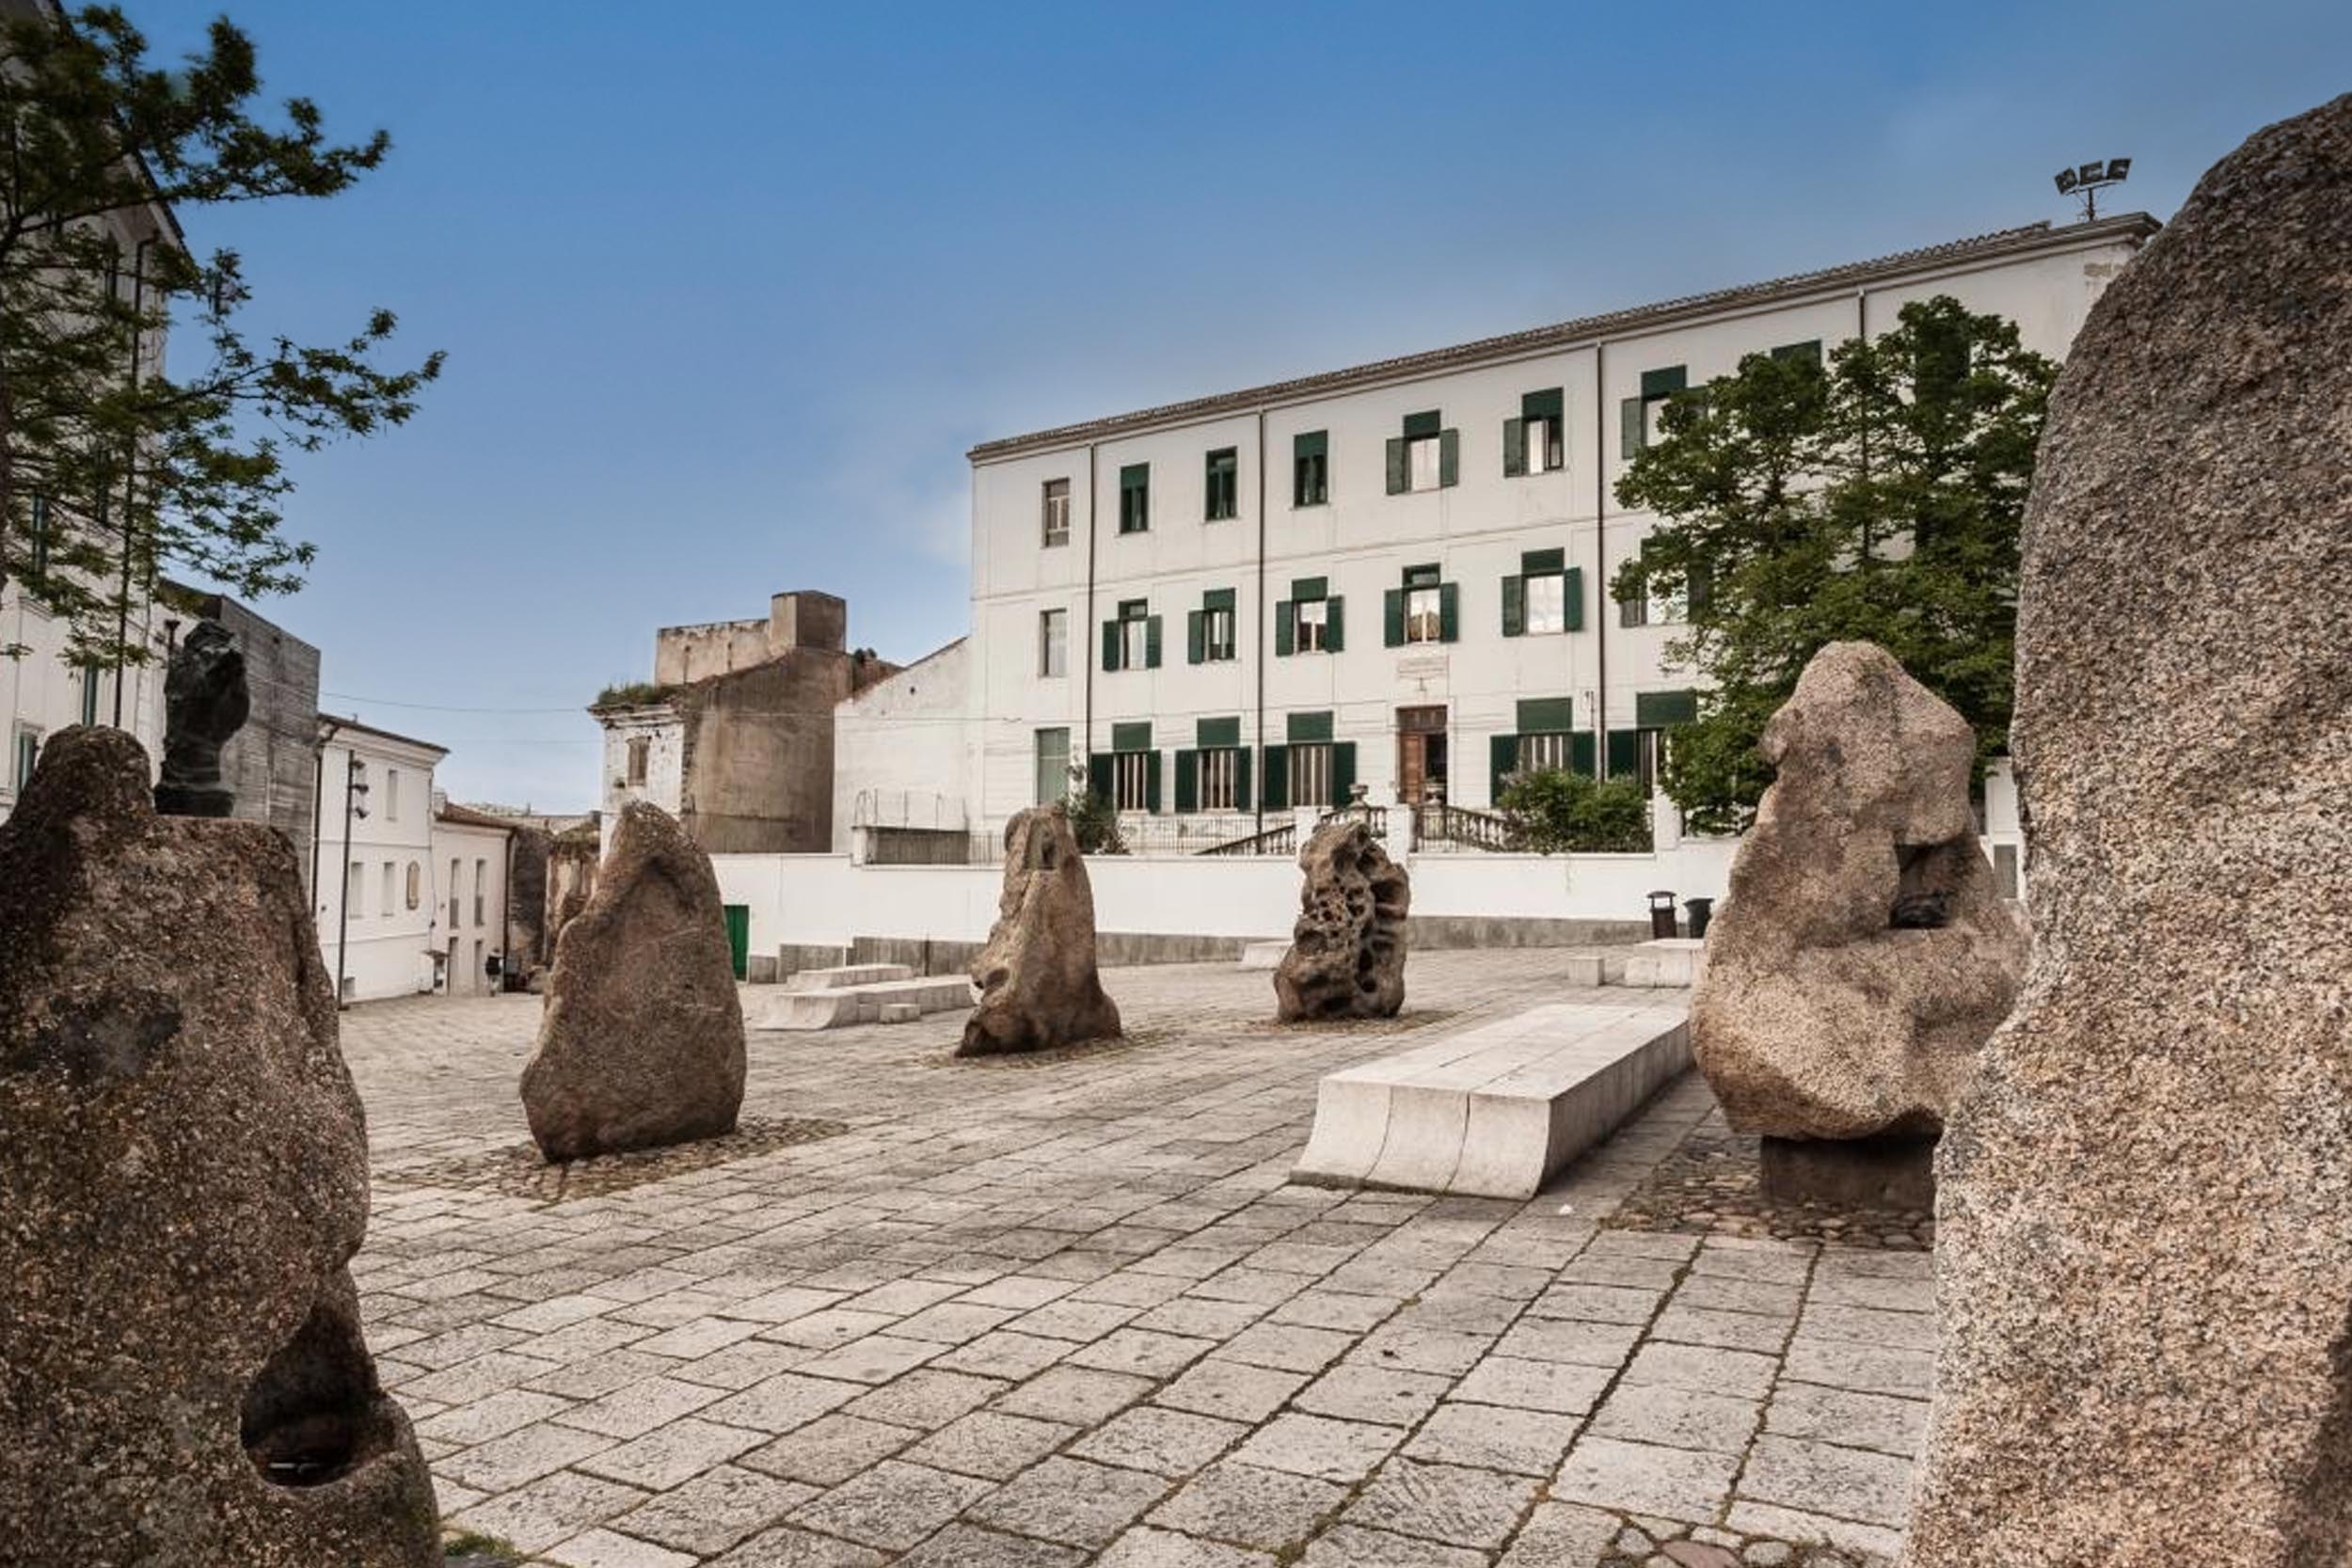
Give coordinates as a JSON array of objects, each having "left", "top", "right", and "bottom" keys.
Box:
[{"left": 333, "top": 751, "right": 370, "bottom": 1007}]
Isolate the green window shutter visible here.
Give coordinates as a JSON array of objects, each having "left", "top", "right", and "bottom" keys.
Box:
[
  {"left": 1383, "top": 588, "right": 1405, "bottom": 647},
  {"left": 1522, "top": 388, "right": 1564, "bottom": 421},
  {"left": 1145, "top": 615, "right": 1163, "bottom": 669},
  {"left": 1640, "top": 366, "right": 1688, "bottom": 398},
  {"left": 1502, "top": 417, "right": 1526, "bottom": 478},
  {"left": 1570, "top": 732, "right": 1597, "bottom": 778},
  {"left": 1402, "top": 410, "right": 1440, "bottom": 439},
  {"left": 1635, "top": 689, "right": 1700, "bottom": 728},
  {"left": 1606, "top": 729, "right": 1642, "bottom": 781},
  {"left": 1234, "top": 746, "right": 1253, "bottom": 811},
  {"left": 1287, "top": 710, "right": 1334, "bottom": 744},
  {"left": 1490, "top": 734, "right": 1519, "bottom": 794},
  {"left": 1325, "top": 595, "right": 1344, "bottom": 652},
  {"left": 1203, "top": 587, "right": 1235, "bottom": 612},
  {"left": 1385, "top": 436, "right": 1406, "bottom": 495},
  {"left": 1502, "top": 575, "right": 1525, "bottom": 637},
  {"left": 1563, "top": 566, "right": 1584, "bottom": 631},
  {"left": 1111, "top": 721, "right": 1152, "bottom": 752},
  {"left": 1688, "top": 560, "right": 1714, "bottom": 613},
  {"left": 1145, "top": 751, "right": 1163, "bottom": 813},
  {"left": 1089, "top": 752, "right": 1114, "bottom": 800},
  {"left": 1520, "top": 546, "right": 1565, "bottom": 575},
  {"left": 1517, "top": 697, "right": 1573, "bottom": 734},
  {"left": 1102, "top": 621, "right": 1120, "bottom": 672},
  {"left": 1274, "top": 601, "right": 1295, "bottom": 657},
  {"left": 1621, "top": 397, "right": 1645, "bottom": 458},
  {"left": 1771, "top": 340, "right": 1822, "bottom": 367},
  {"left": 1438, "top": 428, "right": 1459, "bottom": 488},
  {"left": 1261, "top": 746, "right": 1289, "bottom": 811},
  {"left": 1291, "top": 576, "right": 1327, "bottom": 600},
  {"left": 1330, "top": 742, "right": 1357, "bottom": 805},
  {"left": 1198, "top": 716, "right": 1241, "bottom": 749},
  {"left": 1186, "top": 610, "right": 1205, "bottom": 666},
  {"left": 1438, "top": 582, "right": 1460, "bottom": 642},
  {"left": 1173, "top": 749, "right": 1198, "bottom": 813}
]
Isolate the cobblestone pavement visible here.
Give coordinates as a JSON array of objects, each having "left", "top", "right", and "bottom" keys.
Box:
[{"left": 346, "top": 951, "right": 1930, "bottom": 1568}]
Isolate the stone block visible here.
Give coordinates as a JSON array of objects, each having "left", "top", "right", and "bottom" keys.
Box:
[
  {"left": 1238, "top": 940, "right": 1289, "bottom": 971},
  {"left": 878, "top": 1003, "right": 922, "bottom": 1024}
]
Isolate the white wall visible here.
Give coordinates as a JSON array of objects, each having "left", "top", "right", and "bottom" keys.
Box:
[
  {"left": 598, "top": 706, "right": 685, "bottom": 833},
  {"left": 430, "top": 817, "right": 512, "bottom": 995},
  {"left": 314, "top": 728, "right": 446, "bottom": 1004},
  {"left": 0, "top": 587, "right": 166, "bottom": 825},
  {"left": 833, "top": 637, "right": 977, "bottom": 851}
]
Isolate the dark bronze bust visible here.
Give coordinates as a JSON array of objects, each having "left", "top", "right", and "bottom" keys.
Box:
[{"left": 152, "top": 619, "right": 250, "bottom": 818}]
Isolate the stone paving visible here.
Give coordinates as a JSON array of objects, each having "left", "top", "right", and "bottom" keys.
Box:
[{"left": 346, "top": 951, "right": 1931, "bottom": 1567}]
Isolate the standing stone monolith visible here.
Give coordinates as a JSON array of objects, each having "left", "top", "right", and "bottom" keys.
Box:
[
  {"left": 1275, "top": 818, "right": 1410, "bottom": 1022},
  {"left": 0, "top": 727, "right": 437, "bottom": 1566},
  {"left": 1689, "top": 641, "right": 2026, "bottom": 1156},
  {"left": 959, "top": 803, "right": 1121, "bottom": 1056},
  {"left": 522, "top": 800, "right": 746, "bottom": 1160},
  {"left": 153, "top": 617, "right": 251, "bottom": 817},
  {"left": 1904, "top": 96, "right": 2352, "bottom": 1567}
]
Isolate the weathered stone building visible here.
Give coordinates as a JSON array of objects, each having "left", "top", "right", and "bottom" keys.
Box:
[
  {"left": 161, "top": 582, "right": 321, "bottom": 875},
  {"left": 593, "top": 590, "right": 895, "bottom": 853}
]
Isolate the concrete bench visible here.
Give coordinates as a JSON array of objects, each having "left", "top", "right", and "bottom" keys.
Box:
[
  {"left": 755, "top": 974, "right": 976, "bottom": 1031},
  {"left": 784, "top": 962, "right": 916, "bottom": 992},
  {"left": 1617, "top": 938, "right": 1708, "bottom": 989},
  {"left": 1292, "top": 1001, "right": 1692, "bottom": 1199}
]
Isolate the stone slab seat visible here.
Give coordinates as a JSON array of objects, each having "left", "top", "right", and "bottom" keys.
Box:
[
  {"left": 784, "top": 962, "right": 916, "bottom": 992},
  {"left": 1238, "top": 940, "right": 1290, "bottom": 971},
  {"left": 755, "top": 974, "right": 976, "bottom": 1031},
  {"left": 1292, "top": 1001, "right": 1692, "bottom": 1199},
  {"left": 1618, "top": 937, "right": 1708, "bottom": 989}
]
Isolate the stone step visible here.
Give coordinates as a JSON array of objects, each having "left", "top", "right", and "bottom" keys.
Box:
[
  {"left": 1293, "top": 1000, "right": 1691, "bottom": 1199},
  {"left": 755, "top": 974, "right": 976, "bottom": 1032},
  {"left": 784, "top": 962, "right": 917, "bottom": 993},
  {"left": 1616, "top": 937, "right": 1708, "bottom": 989},
  {"left": 1238, "top": 940, "right": 1290, "bottom": 971}
]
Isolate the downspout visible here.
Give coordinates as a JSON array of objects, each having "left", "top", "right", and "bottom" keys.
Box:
[
  {"left": 1083, "top": 443, "right": 1097, "bottom": 779},
  {"left": 1254, "top": 409, "right": 1266, "bottom": 832},
  {"left": 1594, "top": 341, "right": 1609, "bottom": 777},
  {"left": 500, "top": 829, "right": 513, "bottom": 993}
]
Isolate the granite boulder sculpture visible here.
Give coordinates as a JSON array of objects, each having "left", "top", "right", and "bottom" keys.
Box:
[
  {"left": 1904, "top": 96, "right": 2352, "bottom": 1567},
  {"left": 1689, "top": 641, "right": 2025, "bottom": 1151},
  {"left": 0, "top": 727, "right": 437, "bottom": 1566},
  {"left": 521, "top": 800, "right": 746, "bottom": 1159},
  {"left": 1275, "top": 818, "right": 1410, "bottom": 1022},
  {"left": 959, "top": 803, "right": 1121, "bottom": 1055}
]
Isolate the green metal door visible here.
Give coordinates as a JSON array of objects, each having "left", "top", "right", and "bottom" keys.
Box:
[{"left": 723, "top": 904, "right": 750, "bottom": 980}]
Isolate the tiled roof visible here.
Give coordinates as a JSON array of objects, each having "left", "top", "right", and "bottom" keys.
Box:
[{"left": 968, "top": 213, "right": 2159, "bottom": 462}]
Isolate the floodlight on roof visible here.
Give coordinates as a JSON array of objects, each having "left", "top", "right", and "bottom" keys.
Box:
[{"left": 2054, "top": 158, "right": 2132, "bottom": 219}]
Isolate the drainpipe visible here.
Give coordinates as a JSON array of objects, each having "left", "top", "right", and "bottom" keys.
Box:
[
  {"left": 1594, "top": 341, "right": 1610, "bottom": 777},
  {"left": 1083, "top": 443, "right": 1097, "bottom": 781},
  {"left": 1253, "top": 409, "right": 1266, "bottom": 832},
  {"left": 499, "top": 829, "right": 513, "bottom": 992}
]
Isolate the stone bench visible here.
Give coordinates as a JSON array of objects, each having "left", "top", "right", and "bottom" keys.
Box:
[
  {"left": 755, "top": 974, "right": 976, "bottom": 1032},
  {"left": 1617, "top": 937, "right": 1708, "bottom": 988},
  {"left": 1238, "top": 940, "right": 1290, "bottom": 971},
  {"left": 1292, "top": 1001, "right": 1692, "bottom": 1199},
  {"left": 784, "top": 962, "right": 916, "bottom": 992}
]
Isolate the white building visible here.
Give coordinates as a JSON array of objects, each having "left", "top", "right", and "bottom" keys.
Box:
[
  {"left": 313, "top": 717, "right": 448, "bottom": 1004},
  {"left": 833, "top": 636, "right": 972, "bottom": 857},
  {"left": 431, "top": 800, "right": 515, "bottom": 997},
  {"left": 957, "top": 215, "right": 2155, "bottom": 847}
]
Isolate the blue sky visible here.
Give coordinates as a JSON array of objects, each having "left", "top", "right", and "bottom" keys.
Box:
[{"left": 136, "top": 0, "right": 2351, "bottom": 809}]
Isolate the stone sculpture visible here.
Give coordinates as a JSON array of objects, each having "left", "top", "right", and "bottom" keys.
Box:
[
  {"left": 1275, "top": 818, "right": 1410, "bottom": 1022},
  {"left": 1688, "top": 641, "right": 2024, "bottom": 1179},
  {"left": 153, "top": 617, "right": 251, "bottom": 817},
  {"left": 0, "top": 727, "right": 437, "bottom": 1565},
  {"left": 958, "top": 803, "right": 1121, "bottom": 1056},
  {"left": 1903, "top": 96, "right": 2352, "bottom": 1566},
  {"left": 521, "top": 800, "right": 746, "bottom": 1159}
]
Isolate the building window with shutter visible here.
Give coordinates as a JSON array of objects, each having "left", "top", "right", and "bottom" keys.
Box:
[
  {"left": 1385, "top": 411, "right": 1458, "bottom": 495},
  {"left": 1518, "top": 732, "right": 1572, "bottom": 772},
  {"left": 1386, "top": 564, "right": 1458, "bottom": 646},
  {"left": 27, "top": 494, "right": 52, "bottom": 581},
  {"left": 1293, "top": 431, "right": 1327, "bottom": 507},
  {"left": 1205, "top": 448, "right": 1238, "bottom": 521},
  {"left": 1289, "top": 743, "right": 1333, "bottom": 809},
  {"left": 1113, "top": 753, "right": 1150, "bottom": 812},
  {"left": 1507, "top": 388, "right": 1565, "bottom": 477},
  {"left": 1041, "top": 478, "right": 1071, "bottom": 546},
  {"left": 1502, "top": 548, "right": 1581, "bottom": 639},
  {"left": 1103, "top": 600, "right": 1162, "bottom": 672},
  {"left": 1118, "top": 463, "right": 1150, "bottom": 533},
  {"left": 1035, "top": 728, "right": 1070, "bottom": 806},
  {"left": 626, "top": 736, "right": 649, "bottom": 785},
  {"left": 448, "top": 858, "right": 461, "bottom": 929},
  {"left": 1524, "top": 574, "right": 1567, "bottom": 635},
  {"left": 1198, "top": 748, "right": 1239, "bottom": 811},
  {"left": 1040, "top": 608, "right": 1068, "bottom": 677},
  {"left": 1274, "top": 578, "right": 1342, "bottom": 657},
  {"left": 1619, "top": 539, "right": 1692, "bottom": 627},
  {"left": 1295, "top": 598, "right": 1329, "bottom": 653},
  {"left": 1623, "top": 366, "right": 1688, "bottom": 458},
  {"left": 1188, "top": 589, "right": 1238, "bottom": 664}
]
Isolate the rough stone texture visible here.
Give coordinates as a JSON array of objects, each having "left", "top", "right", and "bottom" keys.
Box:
[
  {"left": 153, "top": 617, "right": 251, "bottom": 818},
  {"left": 1275, "top": 819, "right": 1411, "bottom": 1022},
  {"left": 522, "top": 800, "right": 746, "bottom": 1159},
  {"left": 1690, "top": 642, "right": 2025, "bottom": 1141},
  {"left": 1903, "top": 96, "right": 2352, "bottom": 1567},
  {"left": 958, "top": 804, "right": 1121, "bottom": 1056},
  {"left": 0, "top": 726, "right": 437, "bottom": 1565}
]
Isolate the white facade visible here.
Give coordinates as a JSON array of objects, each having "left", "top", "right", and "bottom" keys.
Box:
[
  {"left": 598, "top": 705, "right": 685, "bottom": 834},
  {"left": 832, "top": 637, "right": 976, "bottom": 854},
  {"left": 0, "top": 599, "right": 165, "bottom": 824},
  {"left": 430, "top": 803, "right": 514, "bottom": 997},
  {"left": 313, "top": 718, "right": 448, "bottom": 1004},
  {"left": 955, "top": 216, "right": 2155, "bottom": 842}
]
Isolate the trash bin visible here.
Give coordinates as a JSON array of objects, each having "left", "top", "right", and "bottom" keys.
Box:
[
  {"left": 1646, "top": 890, "right": 1678, "bottom": 940},
  {"left": 1684, "top": 897, "right": 1715, "bottom": 939}
]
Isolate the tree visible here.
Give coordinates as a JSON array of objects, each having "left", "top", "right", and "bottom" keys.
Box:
[
  {"left": 1496, "top": 768, "right": 1652, "bottom": 854},
  {"left": 1064, "top": 789, "right": 1125, "bottom": 856},
  {"left": 1, "top": 7, "right": 441, "bottom": 669},
  {"left": 1613, "top": 296, "right": 2055, "bottom": 833}
]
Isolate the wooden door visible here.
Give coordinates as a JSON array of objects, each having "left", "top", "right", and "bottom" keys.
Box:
[{"left": 1396, "top": 706, "right": 1448, "bottom": 804}]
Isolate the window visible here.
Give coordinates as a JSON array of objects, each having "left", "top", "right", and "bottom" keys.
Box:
[
  {"left": 78, "top": 665, "right": 101, "bottom": 726},
  {"left": 1091, "top": 723, "right": 1161, "bottom": 814},
  {"left": 379, "top": 861, "right": 396, "bottom": 917},
  {"left": 1384, "top": 564, "right": 1458, "bottom": 647},
  {"left": 1174, "top": 719, "right": 1248, "bottom": 814},
  {"left": 448, "top": 858, "right": 461, "bottom": 930},
  {"left": 1118, "top": 463, "right": 1150, "bottom": 533},
  {"left": 1293, "top": 431, "right": 1328, "bottom": 507},
  {"left": 1490, "top": 699, "right": 1590, "bottom": 794},
  {"left": 28, "top": 494, "right": 52, "bottom": 581},
  {"left": 348, "top": 863, "right": 363, "bottom": 918},
  {"left": 1198, "top": 748, "right": 1239, "bottom": 811},
  {"left": 1519, "top": 732, "right": 1573, "bottom": 772},
  {"left": 1506, "top": 388, "right": 1565, "bottom": 476},
  {"left": 1622, "top": 366, "right": 1688, "bottom": 458},
  {"left": 626, "top": 736, "right": 649, "bottom": 786},
  {"left": 385, "top": 768, "right": 401, "bottom": 822},
  {"left": 405, "top": 862, "right": 421, "bottom": 911},
  {"left": 1502, "top": 548, "right": 1582, "bottom": 638},
  {"left": 1275, "top": 578, "right": 1343, "bottom": 656},
  {"left": 1103, "top": 600, "right": 1160, "bottom": 672},
  {"left": 1524, "top": 574, "right": 1566, "bottom": 635},
  {"left": 1113, "top": 752, "right": 1151, "bottom": 812},
  {"left": 1404, "top": 568, "right": 1443, "bottom": 644},
  {"left": 1289, "top": 744, "right": 1333, "bottom": 809},
  {"left": 1296, "top": 600, "right": 1327, "bottom": 652},
  {"left": 1620, "top": 540, "right": 1694, "bottom": 627},
  {"left": 1041, "top": 478, "right": 1071, "bottom": 547},
  {"left": 1034, "top": 727, "right": 1071, "bottom": 806},
  {"left": 1040, "top": 608, "right": 1068, "bottom": 677},
  {"left": 1204, "top": 448, "right": 1238, "bottom": 521},
  {"left": 1384, "top": 411, "right": 1459, "bottom": 495},
  {"left": 1186, "top": 589, "right": 1237, "bottom": 664},
  {"left": 12, "top": 726, "right": 40, "bottom": 790},
  {"left": 474, "top": 859, "right": 487, "bottom": 926}
]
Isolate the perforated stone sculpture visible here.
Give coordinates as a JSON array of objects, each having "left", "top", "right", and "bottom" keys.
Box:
[
  {"left": 0, "top": 727, "right": 437, "bottom": 1566},
  {"left": 1904, "top": 96, "right": 2352, "bottom": 1567},
  {"left": 522, "top": 800, "right": 746, "bottom": 1159},
  {"left": 1276, "top": 818, "right": 1410, "bottom": 1022},
  {"left": 1689, "top": 641, "right": 2025, "bottom": 1157},
  {"left": 959, "top": 803, "right": 1121, "bottom": 1056}
]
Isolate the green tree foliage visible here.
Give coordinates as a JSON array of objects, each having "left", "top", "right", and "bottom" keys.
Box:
[
  {"left": 1613, "top": 296, "right": 2054, "bottom": 833},
  {"left": 1496, "top": 768, "right": 1653, "bottom": 854},
  {"left": 1064, "top": 789, "right": 1125, "bottom": 856},
  {"left": 1, "top": 7, "right": 442, "bottom": 665}
]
